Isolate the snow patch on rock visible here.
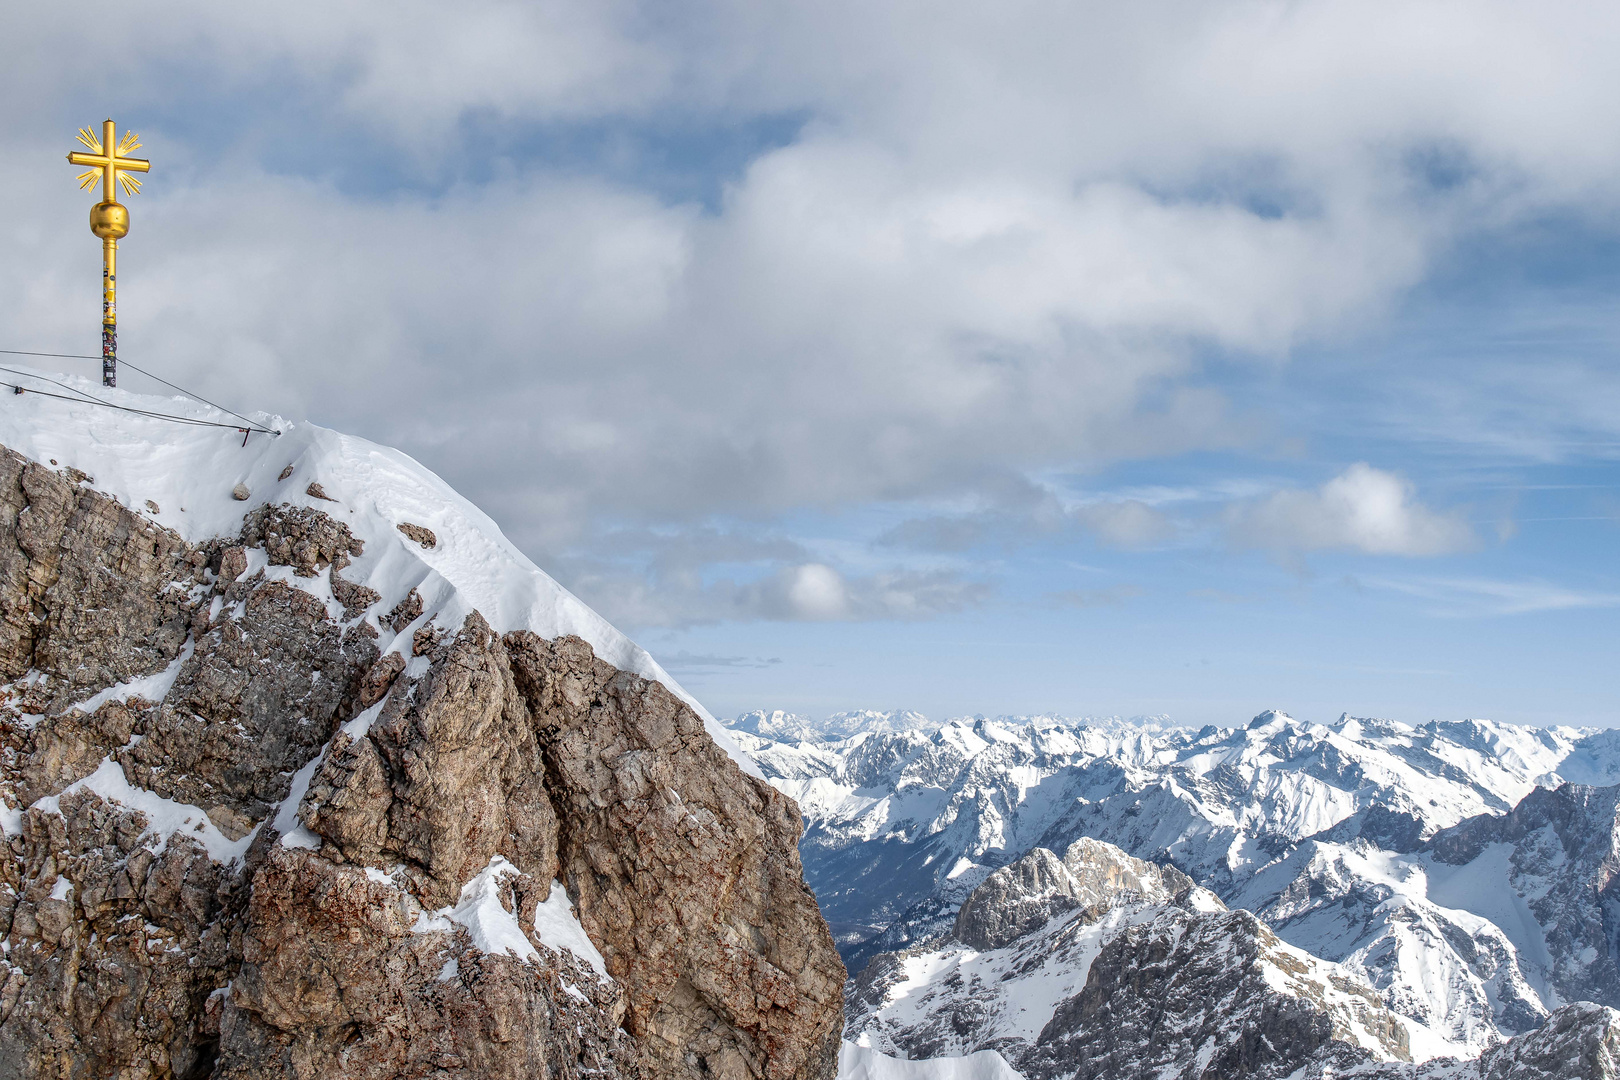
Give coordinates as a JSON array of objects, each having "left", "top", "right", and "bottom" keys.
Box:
[
  {"left": 69, "top": 639, "right": 196, "bottom": 715},
  {"left": 32, "top": 758, "right": 257, "bottom": 864}
]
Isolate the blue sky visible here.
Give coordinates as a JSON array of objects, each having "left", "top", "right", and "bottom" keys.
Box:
[{"left": 1, "top": 1, "right": 1615, "bottom": 727}]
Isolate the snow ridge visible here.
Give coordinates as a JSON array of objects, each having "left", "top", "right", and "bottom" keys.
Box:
[{"left": 0, "top": 364, "right": 757, "bottom": 778}]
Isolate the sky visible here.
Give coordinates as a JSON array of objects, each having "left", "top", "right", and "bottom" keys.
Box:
[{"left": 1, "top": 0, "right": 1615, "bottom": 728}]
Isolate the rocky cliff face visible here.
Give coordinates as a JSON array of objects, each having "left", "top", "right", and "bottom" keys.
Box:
[
  {"left": 952, "top": 838, "right": 1200, "bottom": 951},
  {"left": 1355, "top": 1003, "right": 1620, "bottom": 1080},
  {"left": 0, "top": 440, "right": 844, "bottom": 1080}
]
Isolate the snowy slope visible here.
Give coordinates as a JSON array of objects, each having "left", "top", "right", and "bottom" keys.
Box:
[
  {"left": 836, "top": 1043, "right": 1022, "bottom": 1080},
  {"left": 1230, "top": 838, "right": 1553, "bottom": 1051},
  {"left": 0, "top": 364, "right": 757, "bottom": 778}
]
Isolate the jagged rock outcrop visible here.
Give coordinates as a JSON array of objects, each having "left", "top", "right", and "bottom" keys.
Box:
[
  {"left": 0, "top": 441, "right": 843, "bottom": 1080},
  {"left": 1468, "top": 1002, "right": 1620, "bottom": 1079},
  {"left": 953, "top": 848, "right": 1079, "bottom": 951},
  {"left": 953, "top": 838, "right": 1199, "bottom": 950},
  {"left": 1019, "top": 906, "right": 1409, "bottom": 1080}
]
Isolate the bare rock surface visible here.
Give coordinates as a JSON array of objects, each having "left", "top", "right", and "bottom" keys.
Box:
[
  {"left": 952, "top": 848, "right": 1080, "bottom": 951},
  {"left": 0, "top": 441, "right": 842, "bottom": 1080},
  {"left": 1022, "top": 905, "right": 1410, "bottom": 1080},
  {"left": 396, "top": 522, "right": 436, "bottom": 549},
  {"left": 953, "top": 838, "right": 1201, "bottom": 950}
]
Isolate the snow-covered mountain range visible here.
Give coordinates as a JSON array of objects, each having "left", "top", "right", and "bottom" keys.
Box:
[
  {"left": 845, "top": 834, "right": 1620, "bottom": 1079},
  {"left": 725, "top": 709, "right": 1620, "bottom": 1065},
  {"left": 732, "top": 710, "right": 938, "bottom": 743}
]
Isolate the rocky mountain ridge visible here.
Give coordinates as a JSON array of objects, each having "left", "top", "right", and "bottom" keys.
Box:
[
  {"left": 727, "top": 708, "right": 1620, "bottom": 1061},
  {"left": 847, "top": 837, "right": 1620, "bottom": 1080},
  {"left": 0, "top": 390, "right": 844, "bottom": 1080}
]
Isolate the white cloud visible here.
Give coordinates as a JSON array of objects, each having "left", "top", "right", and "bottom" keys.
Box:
[
  {"left": 5, "top": 1, "right": 1619, "bottom": 621},
  {"left": 1363, "top": 576, "right": 1620, "bottom": 616},
  {"left": 786, "top": 563, "right": 848, "bottom": 620},
  {"left": 1228, "top": 464, "right": 1475, "bottom": 555}
]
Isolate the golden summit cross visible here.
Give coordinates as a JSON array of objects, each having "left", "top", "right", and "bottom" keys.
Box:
[{"left": 65, "top": 119, "right": 151, "bottom": 387}]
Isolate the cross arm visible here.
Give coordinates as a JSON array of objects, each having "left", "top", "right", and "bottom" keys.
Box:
[{"left": 66, "top": 152, "right": 150, "bottom": 172}]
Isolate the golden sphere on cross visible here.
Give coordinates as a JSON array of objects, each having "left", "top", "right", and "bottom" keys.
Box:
[
  {"left": 90, "top": 200, "right": 130, "bottom": 240},
  {"left": 64, "top": 118, "right": 151, "bottom": 388}
]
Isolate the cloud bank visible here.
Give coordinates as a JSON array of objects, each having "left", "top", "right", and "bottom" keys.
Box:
[{"left": 3, "top": 0, "right": 1617, "bottom": 625}]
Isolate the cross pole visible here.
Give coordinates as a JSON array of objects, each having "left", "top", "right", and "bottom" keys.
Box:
[{"left": 66, "top": 119, "right": 150, "bottom": 388}]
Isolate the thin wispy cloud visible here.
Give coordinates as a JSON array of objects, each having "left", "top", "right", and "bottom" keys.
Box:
[
  {"left": 1049, "top": 586, "right": 1145, "bottom": 609},
  {"left": 658, "top": 652, "right": 784, "bottom": 672},
  {"left": 1363, "top": 576, "right": 1620, "bottom": 617}
]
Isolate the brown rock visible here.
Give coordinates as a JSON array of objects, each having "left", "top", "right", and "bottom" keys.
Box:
[
  {"left": 241, "top": 502, "right": 360, "bottom": 577},
  {"left": 332, "top": 567, "right": 381, "bottom": 618},
  {"left": 506, "top": 632, "right": 845, "bottom": 1080},
  {"left": 217, "top": 544, "right": 248, "bottom": 588},
  {"left": 413, "top": 620, "right": 445, "bottom": 656},
  {"left": 0, "top": 447, "right": 201, "bottom": 699},
  {"left": 388, "top": 588, "right": 425, "bottom": 632},
  {"left": 222, "top": 846, "right": 637, "bottom": 1080},
  {"left": 357, "top": 651, "right": 406, "bottom": 707},
  {"left": 0, "top": 439, "right": 841, "bottom": 1080},
  {"left": 398, "top": 521, "right": 438, "bottom": 548}
]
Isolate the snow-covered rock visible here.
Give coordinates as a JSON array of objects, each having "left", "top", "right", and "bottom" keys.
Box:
[
  {"left": 1232, "top": 837, "right": 1551, "bottom": 1050},
  {"left": 1355, "top": 1002, "right": 1620, "bottom": 1079},
  {"left": 731, "top": 709, "right": 940, "bottom": 745},
  {"left": 848, "top": 832, "right": 1620, "bottom": 1080}
]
